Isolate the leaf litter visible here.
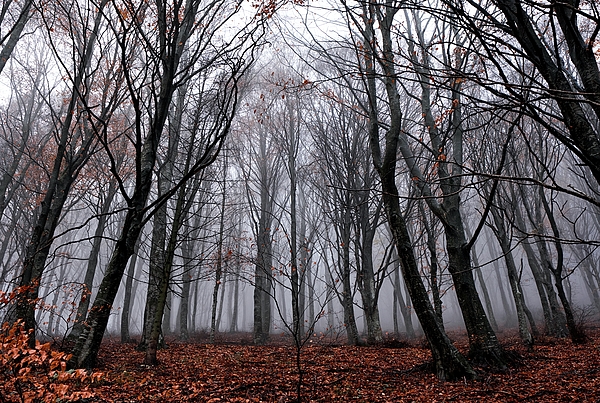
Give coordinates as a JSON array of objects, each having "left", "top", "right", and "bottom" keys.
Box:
[{"left": 75, "top": 329, "right": 600, "bottom": 402}]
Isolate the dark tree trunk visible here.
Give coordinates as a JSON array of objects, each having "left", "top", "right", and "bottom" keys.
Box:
[
  {"left": 253, "top": 227, "right": 272, "bottom": 345},
  {"left": 70, "top": 201, "right": 147, "bottom": 368}
]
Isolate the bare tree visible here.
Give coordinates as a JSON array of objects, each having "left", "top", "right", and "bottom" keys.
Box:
[
  {"left": 14, "top": 0, "right": 119, "bottom": 339},
  {"left": 69, "top": 0, "right": 264, "bottom": 368},
  {"left": 0, "top": 0, "right": 34, "bottom": 74},
  {"left": 337, "top": 0, "right": 477, "bottom": 379}
]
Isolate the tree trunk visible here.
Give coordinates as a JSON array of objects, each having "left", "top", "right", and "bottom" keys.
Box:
[
  {"left": 513, "top": 200, "right": 559, "bottom": 335},
  {"left": 490, "top": 206, "right": 534, "bottom": 348},
  {"left": 445, "top": 228, "right": 506, "bottom": 367},
  {"left": 288, "top": 122, "right": 302, "bottom": 343},
  {"left": 120, "top": 246, "right": 141, "bottom": 344},
  {"left": 392, "top": 254, "right": 415, "bottom": 338},
  {"left": 210, "top": 171, "right": 227, "bottom": 343},
  {"left": 340, "top": 210, "right": 360, "bottom": 346},
  {"left": 138, "top": 189, "right": 168, "bottom": 351},
  {"left": 252, "top": 127, "right": 275, "bottom": 345},
  {"left": 179, "top": 239, "right": 193, "bottom": 341},
  {"left": 144, "top": 177, "right": 194, "bottom": 364},
  {"left": 70, "top": 202, "right": 146, "bottom": 368},
  {"left": 356, "top": 197, "right": 383, "bottom": 344},
  {"left": 229, "top": 269, "right": 240, "bottom": 333},
  {"left": 325, "top": 260, "right": 335, "bottom": 337},
  {"left": 539, "top": 188, "right": 586, "bottom": 344},
  {"left": 69, "top": 181, "right": 117, "bottom": 342},
  {"left": 0, "top": 0, "right": 33, "bottom": 75},
  {"left": 253, "top": 228, "right": 272, "bottom": 345},
  {"left": 384, "top": 192, "right": 476, "bottom": 379},
  {"left": 17, "top": 170, "right": 80, "bottom": 340},
  {"left": 398, "top": 8, "right": 506, "bottom": 368},
  {"left": 216, "top": 276, "right": 227, "bottom": 334},
  {"left": 420, "top": 202, "right": 444, "bottom": 325}
]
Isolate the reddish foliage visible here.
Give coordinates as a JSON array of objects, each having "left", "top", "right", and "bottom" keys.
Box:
[
  {"left": 0, "top": 321, "right": 102, "bottom": 403},
  {"left": 33, "top": 330, "right": 600, "bottom": 402}
]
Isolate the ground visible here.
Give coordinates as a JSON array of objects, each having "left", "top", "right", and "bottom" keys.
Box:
[{"left": 78, "top": 329, "right": 600, "bottom": 402}]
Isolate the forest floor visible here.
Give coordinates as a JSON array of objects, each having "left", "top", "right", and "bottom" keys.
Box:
[{"left": 81, "top": 328, "right": 600, "bottom": 402}]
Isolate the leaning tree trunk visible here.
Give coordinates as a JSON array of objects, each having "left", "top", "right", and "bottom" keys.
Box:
[
  {"left": 16, "top": 171, "right": 76, "bottom": 340},
  {"left": 539, "top": 188, "right": 586, "bottom": 344},
  {"left": 490, "top": 206, "right": 534, "bottom": 348},
  {"left": 492, "top": 0, "right": 600, "bottom": 185},
  {"left": 0, "top": 0, "right": 33, "bottom": 75},
  {"left": 513, "top": 199, "right": 562, "bottom": 335},
  {"left": 382, "top": 187, "right": 476, "bottom": 380},
  {"left": 71, "top": 45, "right": 178, "bottom": 368},
  {"left": 70, "top": 195, "right": 148, "bottom": 368},
  {"left": 444, "top": 222, "right": 507, "bottom": 367},
  {"left": 396, "top": 8, "right": 507, "bottom": 368}
]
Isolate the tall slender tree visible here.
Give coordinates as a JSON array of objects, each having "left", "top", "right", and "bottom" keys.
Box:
[{"left": 69, "top": 0, "right": 263, "bottom": 368}]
